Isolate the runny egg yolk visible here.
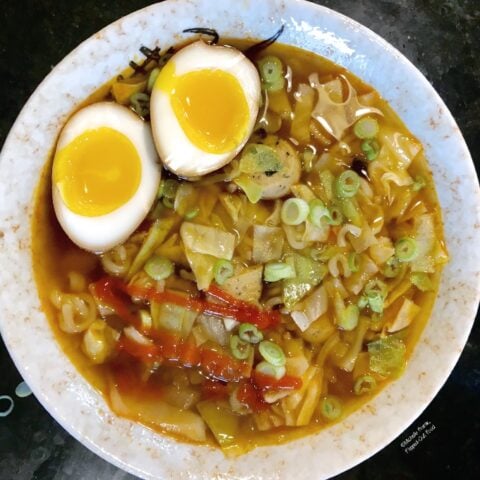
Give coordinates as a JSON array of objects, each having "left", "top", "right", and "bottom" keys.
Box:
[
  {"left": 157, "top": 63, "right": 250, "bottom": 154},
  {"left": 53, "top": 127, "right": 142, "bottom": 217}
]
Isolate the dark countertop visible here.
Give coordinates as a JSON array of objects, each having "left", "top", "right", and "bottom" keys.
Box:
[{"left": 0, "top": 1, "right": 479, "bottom": 479}]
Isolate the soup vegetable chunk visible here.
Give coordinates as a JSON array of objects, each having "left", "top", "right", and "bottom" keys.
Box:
[{"left": 32, "top": 30, "right": 448, "bottom": 456}]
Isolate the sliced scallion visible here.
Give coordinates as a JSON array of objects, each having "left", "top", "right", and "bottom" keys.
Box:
[
  {"left": 337, "top": 304, "right": 359, "bottom": 331},
  {"left": 353, "top": 374, "right": 377, "bottom": 395},
  {"left": 258, "top": 341, "right": 286, "bottom": 367},
  {"left": 144, "top": 255, "right": 174, "bottom": 281},
  {"left": 281, "top": 198, "right": 309, "bottom": 225},
  {"left": 364, "top": 279, "right": 387, "bottom": 314},
  {"left": 255, "top": 361, "right": 285, "bottom": 380},
  {"left": 257, "top": 56, "right": 285, "bottom": 92},
  {"left": 326, "top": 205, "right": 344, "bottom": 225},
  {"left": 130, "top": 92, "right": 150, "bottom": 118},
  {"left": 353, "top": 116, "right": 379, "bottom": 139},
  {"left": 347, "top": 252, "right": 359, "bottom": 273},
  {"left": 395, "top": 237, "right": 418, "bottom": 262},
  {"left": 320, "top": 396, "right": 342, "bottom": 421},
  {"left": 335, "top": 170, "right": 360, "bottom": 198},
  {"left": 383, "top": 256, "right": 402, "bottom": 278},
  {"left": 163, "top": 179, "right": 179, "bottom": 199},
  {"left": 238, "top": 323, "right": 264, "bottom": 344},
  {"left": 361, "top": 139, "right": 380, "bottom": 161},
  {"left": 412, "top": 175, "right": 426, "bottom": 192},
  {"left": 230, "top": 334, "right": 252, "bottom": 360},
  {"left": 308, "top": 199, "right": 330, "bottom": 227},
  {"left": 410, "top": 272, "right": 434, "bottom": 292},
  {"left": 147, "top": 67, "right": 161, "bottom": 92},
  {"left": 264, "top": 262, "right": 295, "bottom": 282},
  {"left": 184, "top": 207, "right": 199, "bottom": 220},
  {"left": 213, "top": 259, "right": 234, "bottom": 285}
]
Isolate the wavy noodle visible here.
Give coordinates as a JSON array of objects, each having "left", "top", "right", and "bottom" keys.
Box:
[
  {"left": 283, "top": 225, "right": 309, "bottom": 250},
  {"left": 337, "top": 224, "right": 362, "bottom": 247},
  {"left": 328, "top": 253, "right": 351, "bottom": 278},
  {"left": 101, "top": 243, "right": 138, "bottom": 278},
  {"left": 56, "top": 293, "right": 97, "bottom": 333}
]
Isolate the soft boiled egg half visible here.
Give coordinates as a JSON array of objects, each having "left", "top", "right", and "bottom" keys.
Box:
[
  {"left": 150, "top": 41, "right": 261, "bottom": 178},
  {"left": 52, "top": 102, "right": 160, "bottom": 252}
]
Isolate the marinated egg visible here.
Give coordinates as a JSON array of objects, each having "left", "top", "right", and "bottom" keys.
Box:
[
  {"left": 150, "top": 41, "right": 261, "bottom": 178},
  {"left": 52, "top": 102, "right": 160, "bottom": 252}
]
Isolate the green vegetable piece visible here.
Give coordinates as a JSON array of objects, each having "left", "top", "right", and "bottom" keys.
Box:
[
  {"left": 368, "top": 335, "right": 406, "bottom": 377},
  {"left": 412, "top": 175, "right": 426, "bottom": 192},
  {"left": 257, "top": 56, "right": 285, "bottom": 92},
  {"left": 326, "top": 204, "right": 344, "bottom": 225},
  {"left": 410, "top": 272, "right": 434, "bottom": 292},
  {"left": 258, "top": 341, "right": 286, "bottom": 367},
  {"left": 383, "top": 256, "right": 403, "bottom": 278},
  {"left": 320, "top": 396, "right": 342, "bottom": 421},
  {"left": 395, "top": 237, "right": 418, "bottom": 262},
  {"left": 162, "top": 196, "right": 174, "bottom": 209},
  {"left": 337, "top": 304, "right": 359, "bottom": 331},
  {"left": 163, "top": 179, "right": 179, "bottom": 199},
  {"left": 147, "top": 67, "right": 161, "bottom": 92},
  {"left": 264, "top": 262, "right": 296, "bottom": 282},
  {"left": 230, "top": 335, "right": 252, "bottom": 360},
  {"left": 348, "top": 252, "right": 359, "bottom": 273},
  {"left": 338, "top": 198, "right": 362, "bottom": 226},
  {"left": 308, "top": 199, "right": 330, "bottom": 227},
  {"left": 353, "top": 374, "right": 377, "bottom": 395},
  {"left": 281, "top": 198, "right": 309, "bottom": 225},
  {"left": 363, "top": 279, "right": 387, "bottom": 314},
  {"left": 255, "top": 360, "right": 286, "bottom": 380},
  {"left": 130, "top": 92, "right": 150, "bottom": 117},
  {"left": 353, "top": 116, "right": 379, "bottom": 139},
  {"left": 335, "top": 170, "right": 360, "bottom": 198},
  {"left": 240, "top": 144, "right": 282, "bottom": 174},
  {"left": 361, "top": 139, "right": 380, "bottom": 161},
  {"left": 213, "top": 259, "right": 234, "bottom": 285},
  {"left": 238, "top": 323, "right": 263, "bottom": 344},
  {"left": 184, "top": 208, "right": 199, "bottom": 220},
  {"left": 144, "top": 255, "right": 174, "bottom": 281}
]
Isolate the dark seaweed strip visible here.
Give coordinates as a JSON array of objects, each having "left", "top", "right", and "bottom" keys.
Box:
[
  {"left": 183, "top": 27, "right": 220, "bottom": 45},
  {"left": 244, "top": 24, "right": 285, "bottom": 57},
  {"left": 129, "top": 46, "right": 163, "bottom": 74}
]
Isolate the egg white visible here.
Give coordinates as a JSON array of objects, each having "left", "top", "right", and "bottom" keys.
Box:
[
  {"left": 52, "top": 102, "right": 160, "bottom": 253},
  {"left": 150, "top": 41, "right": 261, "bottom": 178}
]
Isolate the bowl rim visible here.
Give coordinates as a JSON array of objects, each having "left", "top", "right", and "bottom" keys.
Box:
[{"left": 1, "top": 0, "right": 479, "bottom": 478}]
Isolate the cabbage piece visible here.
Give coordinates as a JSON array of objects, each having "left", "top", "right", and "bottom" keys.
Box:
[
  {"left": 411, "top": 213, "right": 437, "bottom": 273},
  {"left": 127, "top": 217, "right": 177, "bottom": 279},
  {"left": 153, "top": 303, "right": 197, "bottom": 337},
  {"left": 387, "top": 298, "right": 420, "bottom": 333},
  {"left": 368, "top": 335, "right": 406, "bottom": 377},
  {"left": 290, "top": 285, "right": 328, "bottom": 332},
  {"left": 378, "top": 130, "right": 422, "bottom": 170},
  {"left": 196, "top": 401, "right": 243, "bottom": 456},
  {"left": 221, "top": 265, "right": 263, "bottom": 304},
  {"left": 309, "top": 73, "right": 382, "bottom": 140},
  {"left": 349, "top": 222, "right": 377, "bottom": 254},
  {"left": 197, "top": 314, "right": 228, "bottom": 346},
  {"left": 109, "top": 383, "right": 206, "bottom": 442},
  {"left": 184, "top": 248, "right": 216, "bottom": 291},
  {"left": 300, "top": 314, "right": 336, "bottom": 345},
  {"left": 369, "top": 236, "right": 395, "bottom": 265},
  {"left": 174, "top": 183, "right": 199, "bottom": 217},
  {"left": 219, "top": 193, "right": 244, "bottom": 223},
  {"left": 180, "top": 222, "right": 235, "bottom": 260},
  {"left": 252, "top": 225, "right": 284, "bottom": 263},
  {"left": 282, "top": 254, "right": 327, "bottom": 309}
]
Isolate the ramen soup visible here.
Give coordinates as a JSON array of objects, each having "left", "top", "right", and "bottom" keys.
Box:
[{"left": 32, "top": 31, "right": 448, "bottom": 456}]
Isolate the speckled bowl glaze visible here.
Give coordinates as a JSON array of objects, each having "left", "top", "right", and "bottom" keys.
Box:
[{"left": 0, "top": 0, "right": 479, "bottom": 478}]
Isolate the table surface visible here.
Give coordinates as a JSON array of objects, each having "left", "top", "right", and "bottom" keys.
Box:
[{"left": 0, "top": 1, "right": 479, "bottom": 479}]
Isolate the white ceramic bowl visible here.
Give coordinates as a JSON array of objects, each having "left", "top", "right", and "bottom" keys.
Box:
[{"left": 0, "top": 1, "right": 479, "bottom": 478}]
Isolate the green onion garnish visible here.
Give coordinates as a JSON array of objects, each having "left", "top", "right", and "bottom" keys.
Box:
[
  {"left": 162, "top": 196, "right": 174, "bottom": 209},
  {"left": 255, "top": 360, "right": 285, "bottom": 380},
  {"left": 163, "top": 179, "right": 179, "bottom": 199},
  {"left": 308, "top": 199, "right": 331, "bottom": 227},
  {"left": 230, "top": 334, "right": 252, "bottom": 360},
  {"left": 335, "top": 170, "right": 360, "bottom": 198},
  {"left": 257, "top": 56, "right": 285, "bottom": 92},
  {"left": 320, "top": 396, "right": 342, "bottom": 421},
  {"left": 353, "top": 374, "right": 377, "bottom": 395},
  {"left": 281, "top": 198, "right": 309, "bottom": 225},
  {"left": 147, "top": 67, "right": 161, "bottom": 92},
  {"left": 264, "top": 262, "right": 296, "bottom": 282},
  {"left": 364, "top": 279, "right": 387, "bottom": 313},
  {"left": 395, "top": 237, "right": 418, "bottom": 262},
  {"left": 184, "top": 207, "right": 199, "bottom": 220},
  {"left": 213, "top": 259, "right": 234, "bottom": 285},
  {"left": 337, "top": 304, "right": 359, "bottom": 330},
  {"left": 130, "top": 92, "right": 150, "bottom": 118},
  {"left": 410, "top": 272, "right": 434, "bottom": 292},
  {"left": 348, "top": 252, "right": 359, "bottom": 273},
  {"left": 361, "top": 139, "right": 380, "bottom": 161},
  {"left": 238, "top": 323, "right": 264, "bottom": 344},
  {"left": 353, "top": 116, "right": 379, "bottom": 139},
  {"left": 383, "top": 256, "right": 402, "bottom": 278},
  {"left": 326, "top": 204, "right": 344, "bottom": 225},
  {"left": 412, "top": 175, "right": 426, "bottom": 192},
  {"left": 144, "top": 255, "right": 174, "bottom": 281},
  {"left": 258, "top": 341, "right": 286, "bottom": 367}
]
